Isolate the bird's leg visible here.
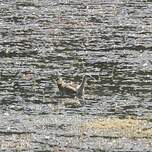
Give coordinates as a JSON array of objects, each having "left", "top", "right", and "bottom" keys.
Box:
[
  {"left": 82, "top": 95, "right": 85, "bottom": 102},
  {"left": 79, "top": 95, "right": 86, "bottom": 104}
]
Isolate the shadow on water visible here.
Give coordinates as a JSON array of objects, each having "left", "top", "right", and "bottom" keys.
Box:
[{"left": 0, "top": 0, "right": 152, "bottom": 151}]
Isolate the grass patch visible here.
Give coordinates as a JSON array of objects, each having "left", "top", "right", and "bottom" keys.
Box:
[{"left": 81, "top": 117, "right": 152, "bottom": 138}]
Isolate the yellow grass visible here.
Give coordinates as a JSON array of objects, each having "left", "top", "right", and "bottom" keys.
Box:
[{"left": 81, "top": 117, "right": 152, "bottom": 138}]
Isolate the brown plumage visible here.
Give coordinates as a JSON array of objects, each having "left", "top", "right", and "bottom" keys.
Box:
[
  {"left": 57, "top": 77, "right": 77, "bottom": 96},
  {"left": 57, "top": 75, "right": 92, "bottom": 97}
]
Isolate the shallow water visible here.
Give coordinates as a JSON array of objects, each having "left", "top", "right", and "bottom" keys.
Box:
[{"left": 0, "top": 0, "right": 152, "bottom": 151}]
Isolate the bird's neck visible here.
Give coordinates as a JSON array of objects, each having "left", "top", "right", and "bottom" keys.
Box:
[{"left": 79, "top": 76, "right": 87, "bottom": 90}]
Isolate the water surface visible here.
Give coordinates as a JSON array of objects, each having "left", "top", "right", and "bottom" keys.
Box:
[{"left": 0, "top": 0, "right": 152, "bottom": 151}]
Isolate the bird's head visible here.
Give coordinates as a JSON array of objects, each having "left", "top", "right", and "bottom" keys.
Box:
[
  {"left": 82, "top": 74, "right": 95, "bottom": 81},
  {"left": 49, "top": 71, "right": 63, "bottom": 84}
]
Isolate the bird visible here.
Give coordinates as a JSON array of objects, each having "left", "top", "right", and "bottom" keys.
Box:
[{"left": 56, "top": 75, "right": 94, "bottom": 98}]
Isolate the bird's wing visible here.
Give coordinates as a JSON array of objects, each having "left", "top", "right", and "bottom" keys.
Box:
[
  {"left": 64, "top": 84, "right": 77, "bottom": 94},
  {"left": 68, "top": 82, "right": 78, "bottom": 88}
]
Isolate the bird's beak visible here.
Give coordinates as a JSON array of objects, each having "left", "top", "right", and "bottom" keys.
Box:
[{"left": 88, "top": 75, "right": 96, "bottom": 81}]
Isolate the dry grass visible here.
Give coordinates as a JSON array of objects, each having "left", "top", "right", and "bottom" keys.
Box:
[{"left": 81, "top": 117, "right": 152, "bottom": 138}]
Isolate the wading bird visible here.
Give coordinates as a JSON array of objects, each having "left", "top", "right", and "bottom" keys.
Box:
[{"left": 57, "top": 75, "right": 94, "bottom": 99}]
